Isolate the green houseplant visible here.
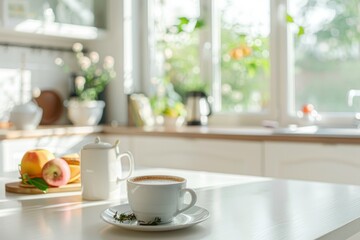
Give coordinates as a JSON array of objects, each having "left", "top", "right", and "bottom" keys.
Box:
[
  {"left": 56, "top": 42, "right": 116, "bottom": 125},
  {"left": 150, "top": 81, "right": 186, "bottom": 127}
]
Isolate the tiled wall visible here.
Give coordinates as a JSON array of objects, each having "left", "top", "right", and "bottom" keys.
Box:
[{"left": 0, "top": 45, "right": 77, "bottom": 124}]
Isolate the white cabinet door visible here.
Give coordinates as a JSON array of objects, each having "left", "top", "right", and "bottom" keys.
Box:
[
  {"left": 131, "top": 136, "right": 263, "bottom": 176},
  {"left": 0, "top": 1, "right": 107, "bottom": 40},
  {"left": 264, "top": 142, "right": 360, "bottom": 185}
]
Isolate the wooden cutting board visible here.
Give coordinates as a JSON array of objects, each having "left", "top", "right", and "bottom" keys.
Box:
[{"left": 5, "top": 181, "right": 81, "bottom": 194}]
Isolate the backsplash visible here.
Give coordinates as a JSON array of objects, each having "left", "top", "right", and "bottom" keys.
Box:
[
  {"left": 0, "top": 69, "right": 30, "bottom": 121},
  {"left": 0, "top": 45, "right": 77, "bottom": 124}
]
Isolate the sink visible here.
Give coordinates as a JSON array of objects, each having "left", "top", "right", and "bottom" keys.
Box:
[
  {"left": 274, "top": 126, "right": 360, "bottom": 137},
  {"left": 316, "top": 127, "right": 360, "bottom": 136}
]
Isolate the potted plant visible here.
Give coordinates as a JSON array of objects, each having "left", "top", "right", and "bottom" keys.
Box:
[
  {"left": 150, "top": 82, "right": 186, "bottom": 127},
  {"left": 55, "top": 43, "right": 116, "bottom": 125}
]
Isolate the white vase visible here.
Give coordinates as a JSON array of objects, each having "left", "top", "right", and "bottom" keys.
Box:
[{"left": 66, "top": 99, "right": 105, "bottom": 126}]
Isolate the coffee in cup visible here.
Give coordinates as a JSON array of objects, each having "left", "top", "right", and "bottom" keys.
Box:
[{"left": 127, "top": 175, "right": 197, "bottom": 224}]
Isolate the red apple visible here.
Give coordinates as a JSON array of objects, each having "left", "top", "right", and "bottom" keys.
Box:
[{"left": 42, "top": 158, "right": 71, "bottom": 187}]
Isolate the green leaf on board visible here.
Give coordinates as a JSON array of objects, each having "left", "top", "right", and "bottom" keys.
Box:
[
  {"left": 28, "top": 178, "right": 49, "bottom": 193},
  {"left": 23, "top": 173, "right": 49, "bottom": 193}
]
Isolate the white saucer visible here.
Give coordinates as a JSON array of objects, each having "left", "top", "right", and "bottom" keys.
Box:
[{"left": 101, "top": 204, "right": 210, "bottom": 232}]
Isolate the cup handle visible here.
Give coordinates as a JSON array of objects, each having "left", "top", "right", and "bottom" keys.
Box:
[
  {"left": 176, "top": 188, "right": 197, "bottom": 215},
  {"left": 116, "top": 151, "right": 134, "bottom": 182}
]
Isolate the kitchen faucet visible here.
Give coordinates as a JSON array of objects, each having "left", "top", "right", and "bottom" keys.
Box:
[{"left": 347, "top": 89, "right": 360, "bottom": 128}]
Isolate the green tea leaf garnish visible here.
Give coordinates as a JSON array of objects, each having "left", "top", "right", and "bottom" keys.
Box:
[
  {"left": 113, "top": 212, "right": 161, "bottom": 225},
  {"left": 113, "top": 211, "right": 137, "bottom": 222},
  {"left": 138, "top": 217, "right": 161, "bottom": 225}
]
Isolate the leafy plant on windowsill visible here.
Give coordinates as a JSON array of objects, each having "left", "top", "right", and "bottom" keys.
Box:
[
  {"left": 221, "top": 12, "right": 305, "bottom": 111},
  {"left": 286, "top": 13, "right": 305, "bottom": 37},
  {"left": 159, "top": 16, "right": 208, "bottom": 102},
  {"left": 55, "top": 42, "right": 116, "bottom": 101},
  {"left": 150, "top": 81, "right": 186, "bottom": 118}
]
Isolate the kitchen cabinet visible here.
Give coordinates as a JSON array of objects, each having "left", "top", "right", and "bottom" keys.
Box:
[
  {"left": 264, "top": 141, "right": 360, "bottom": 185},
  {"left": 0, "top": 0, "right": 107, "bottom": 40},
  {"left": 130, "top": 136, "right": 263, "bottom": 176}
]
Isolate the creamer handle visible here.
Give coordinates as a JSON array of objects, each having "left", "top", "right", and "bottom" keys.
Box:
[
  {"left": 115, "top": 139, "right": 120, "bottom": 154},
  {"left": 116, "top": 151, "right": 134, "bottom": 182}
]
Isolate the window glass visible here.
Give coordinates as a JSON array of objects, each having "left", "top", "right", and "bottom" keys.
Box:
[
  {"left": 289, "top": 0, "right": 360, "bottom": 113},
  {"left": 152, "top": 0, "right": 201, "bottom": 102},
  {"left": 219, "top": 0, "right": 271, "bottom": 113}
]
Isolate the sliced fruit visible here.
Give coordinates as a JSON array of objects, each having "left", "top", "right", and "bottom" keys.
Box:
[
  {"left": 61, "top": 153, "right": 81, "bottom": 183},
  {"left": 68, "top": 164, "right": 81, "bottom": 183}
]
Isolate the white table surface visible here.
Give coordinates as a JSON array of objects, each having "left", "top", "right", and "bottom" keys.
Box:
[{"left": 1, "top": 168, "right": 360, "bottom": 240}]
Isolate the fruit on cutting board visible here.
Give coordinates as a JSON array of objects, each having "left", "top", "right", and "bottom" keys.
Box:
[
  {"left": 42, "top": 158, "right": 71, "bottom": 187},
  {"left": 18, "top": 150, "right": 81, "bottom": 191},
  {"left": 68, "top": 165, "right": 81, "bottom": 183},
  {"left": 20, "top": 149, "right": 55, "bottom": 179},
  {"left": 61, "top": 153, "right": 81, "bottom": 183}
]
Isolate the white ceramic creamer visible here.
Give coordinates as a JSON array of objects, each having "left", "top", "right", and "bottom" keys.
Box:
[{"left": 81, "top": 136, "right": 134, "bottom": 200}]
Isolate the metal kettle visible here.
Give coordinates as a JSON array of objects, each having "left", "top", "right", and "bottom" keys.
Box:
[{"left": 185, "top": 91, "right": 212, "bottom": 126}]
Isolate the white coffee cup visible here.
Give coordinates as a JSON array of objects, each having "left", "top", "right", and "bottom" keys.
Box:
[{"left": 127, "top": 175, "right": 197, "bottom": 224}]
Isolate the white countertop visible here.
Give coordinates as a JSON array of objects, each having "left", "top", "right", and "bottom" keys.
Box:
[{"left": 1, "top": 168, "right": 360, "bottom": 239}]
